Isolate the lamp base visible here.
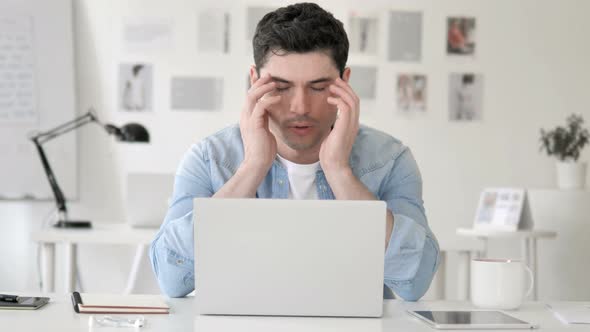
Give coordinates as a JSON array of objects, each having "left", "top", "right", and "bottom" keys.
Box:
[{"left": 53, "top": 220, "right": 92, "bottom": 228}]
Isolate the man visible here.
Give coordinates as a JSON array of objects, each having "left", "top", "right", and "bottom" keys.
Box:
[{"left": 150, "top": 2, "right": 439, "bottom": 301}]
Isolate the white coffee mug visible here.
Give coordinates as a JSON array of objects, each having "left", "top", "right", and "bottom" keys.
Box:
[{"left": 470, "top": 258, "right": 534, "bottom": 310}]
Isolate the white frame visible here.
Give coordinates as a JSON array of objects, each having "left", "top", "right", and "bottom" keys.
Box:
[{"left": 473, "top": 188, "right": 528, "bottom": 231}]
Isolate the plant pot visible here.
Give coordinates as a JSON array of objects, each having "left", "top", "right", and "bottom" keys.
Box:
[{"left": 556, "top": 160, "right": 587, "bottom": 189}]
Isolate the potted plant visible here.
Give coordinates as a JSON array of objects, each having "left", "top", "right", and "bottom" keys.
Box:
[{"left": 540, "top": 114, "right": 589, "bottom": 189}]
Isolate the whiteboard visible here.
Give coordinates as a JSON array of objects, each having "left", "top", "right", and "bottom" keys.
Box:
[{"left": 0, "top": 0, "right": 77, "bottom": 200}]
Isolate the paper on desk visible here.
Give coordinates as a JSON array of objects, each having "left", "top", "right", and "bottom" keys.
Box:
[{"left": 546, "top": 303, "right": 590, "bottom": 324}]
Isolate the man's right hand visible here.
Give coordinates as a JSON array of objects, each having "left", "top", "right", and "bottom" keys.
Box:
[
  {"left": 239, "top": 73, "right": 281, "bottom": 171},
  {"left": 213, "top": 73, "right": 281, "bottom": 199}
]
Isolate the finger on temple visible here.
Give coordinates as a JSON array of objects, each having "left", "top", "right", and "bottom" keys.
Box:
[
  {"left": 249, "top": 72, "right": 272, "bottom": 91},
  {"left": 334, "top": 78, "right": 357, "bottom": 100},
  {"left": 246, "top": 82, "right": 277, "bottom": 108},
  {"left": 252, "top": 95, "right": 281, "bottom": 118},
  {"left": 329, "top": 84, "right": 355, "bottom": 110}
]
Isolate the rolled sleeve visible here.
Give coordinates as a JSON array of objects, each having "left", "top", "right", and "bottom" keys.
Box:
[
  {"left": 380, "top": 148, "right": 440, "bottom": 301},
  {"left": 149, "top": 143, "right": 212, "bottom": 297},
  {"left": 150, "top": 212, "right": 195, "bottom": 298},
  {"left": 384, "top": 214, "right": 440, "bottom": 301}
]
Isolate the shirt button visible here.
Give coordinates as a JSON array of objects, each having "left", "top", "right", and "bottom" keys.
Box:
[
  {"left": 176, "top": 259, "right": 183, "bottom": 265},
  {"left": 278, "top": 180, "right": 283, "bottom": 185}
]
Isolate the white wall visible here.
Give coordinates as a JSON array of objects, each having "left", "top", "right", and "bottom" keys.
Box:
[{"left": 1, "top": 0, "right": 589, "bottom": 298}]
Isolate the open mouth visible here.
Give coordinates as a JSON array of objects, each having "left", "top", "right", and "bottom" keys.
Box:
[{"left": 288, "top": 124, "right": 314, "bottom": 135}]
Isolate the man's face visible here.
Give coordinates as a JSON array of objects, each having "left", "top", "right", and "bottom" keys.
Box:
[{"left": 252, "top": 51, "right": 348, "bottom": 153}]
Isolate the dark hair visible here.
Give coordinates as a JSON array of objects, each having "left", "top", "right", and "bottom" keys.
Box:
[{"left": 252, "top": 3, "right": 349, "bottom": 77}]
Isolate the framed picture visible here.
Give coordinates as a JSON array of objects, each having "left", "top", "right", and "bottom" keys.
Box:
[
  {"left": 349, "top": 13, "right": 378, "bottom": 55},
  {"left": 447, "top": 17, "right": 476, "bottom": 55},
  {"left": 396, "top": 74, "right": 427, "bottom": 113},
  {"left": 118, "top": 63, "right": 153, "bottom": 112},
  {"left": 388, "top": 11, "right": 422, "bottom": 61},
  {"left": 348, "top": 66, "right": 377, "bottom": 100},
  {"left": 449, "top": 73, "right": 483, "bottom": 122},
  {"left": 197, "top": 9, "right": 230, "bottom": 54}
]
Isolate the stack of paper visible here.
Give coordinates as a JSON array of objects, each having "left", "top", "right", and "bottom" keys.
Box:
[
  {"left": 546, "top": 303, "right": 590, "bottom": 324},
  {"left": 72, "top": 293, "right": 169, "bottom": 314}
]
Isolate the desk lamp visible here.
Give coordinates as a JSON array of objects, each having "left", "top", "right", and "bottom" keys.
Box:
[{"left": 29, "top": 109, "right": 149, "bottom": 228}]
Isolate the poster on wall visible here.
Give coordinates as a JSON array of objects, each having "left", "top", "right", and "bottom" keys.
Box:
[
  {"left": 348, "top": 12, "right": 378, "bottom": 56},
  {"left": 448, "top": 73, "right": 483, "bottom": 121},
  {"left": 388, "top": 11, "right": 422, "bottom": 62},
  {"left": 197, "top": 9, "right": 230, "bottom": 54},
  {"left": 122, "top": 17, "right": 173, "bottom": 53},
  {"left": 0, "top": 16, "right": 37, "bottom": 124},
  {"left": 348, "top": 66, "right": 377, "bottom": 100},
  {"left": 447, "top": 17, "right": 476, "bottom": 56},
  {"left": 170, "top": 76, "right": 223, "bottom": 111},
  {"left": 118, "top": 63, "right": 153, "bottom": 112},
  {"left": 396, "top": 74, "right": 427, "bottom": 113}
]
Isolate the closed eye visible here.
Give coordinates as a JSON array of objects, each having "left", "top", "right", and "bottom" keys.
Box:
[
  {"left": 310, "top": 84, "right": 328, "bottom": 92},
  {"left": 276, "top": 86, "right": 290, "bottom": 92}
]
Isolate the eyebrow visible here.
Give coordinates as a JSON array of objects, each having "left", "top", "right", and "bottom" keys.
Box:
[{"left": 271, "top": 76, "right": 334, "bottom": 85}]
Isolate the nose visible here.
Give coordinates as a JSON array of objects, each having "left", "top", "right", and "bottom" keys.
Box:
[{"left": 289, "top": 87, "right": 309, "bottom": 115}]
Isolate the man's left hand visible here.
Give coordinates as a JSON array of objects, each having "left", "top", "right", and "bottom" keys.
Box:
[{"left": 319, "top": 77, "right": 360, "bottom": 175}]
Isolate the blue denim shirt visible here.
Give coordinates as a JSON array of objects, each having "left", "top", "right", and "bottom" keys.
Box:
[{"left": 149, "top": 124, "right": 440, "bottom": 301}]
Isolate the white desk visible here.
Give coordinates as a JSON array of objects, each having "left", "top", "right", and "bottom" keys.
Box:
[
  {"left": 1, "top": 293, "right": 587, "bottom": 331},
  {"left": 197, "top": 300, "right": 590, "bottom": 332},
  {"left": 30, "top": 224, "right": 158, "bottom": 294},
  {"left": 30, "top": 224, "right": 480, "bottom": 299},
  {"left": 456, "top": 228, "right": 558, "bottom": 301},
  {"left": 0, "top": 293, "right": 192, "bottom": 331}
]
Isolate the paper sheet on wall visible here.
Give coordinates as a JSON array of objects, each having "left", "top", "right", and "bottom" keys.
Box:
[
  {"left": 0, "top": 16, "right": 38, "bottom": 123},
  {"left": 170, "top": 76, "right": 223, "bottom": 111},
  {"left": 122, "top": 17, "right": 173, "bottom": 53},
  {"left": 348, "top": 66, "right": 377, "bottom": 100},
  {"left": 198, "top": 9, "right": 230, "bottom": 54},
  {"left": 349, "top": 13, "right": 378, "bottom": 55},
  {"left": 388, "top": 11, "right": 422, "bottom": 62},
  {"left": 0, "top": 0, "right": 77, "bottom": 201}
]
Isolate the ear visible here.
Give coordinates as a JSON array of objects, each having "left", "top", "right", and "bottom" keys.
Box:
[
  {"left": 342, "top": 67, "right": 351, "bottom": 83},
  {"left": 249, "top": 65, "right": 258, "bottom": 87}
]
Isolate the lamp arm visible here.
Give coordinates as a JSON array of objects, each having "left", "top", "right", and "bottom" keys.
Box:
[
  {"left": 27, "top": 108, "right": 142, "bottom": 228},
  {"left": 28, "top": 109, "right": 102, "bottom": 220},
  {"left": 31, "top": 137, "right": 68, "bottom": 217},
  {"left": 33, "top": 111, "right": 98, "bottom": 144}
]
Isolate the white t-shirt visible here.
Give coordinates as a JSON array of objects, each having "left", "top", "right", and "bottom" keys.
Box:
[{"left": 276, "top": 154, "right": 321, "bottom": 199}]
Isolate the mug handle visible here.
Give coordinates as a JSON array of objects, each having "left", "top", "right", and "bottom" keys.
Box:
[{"left": 523, "top": 265, "right": 534, "bottom": 298}]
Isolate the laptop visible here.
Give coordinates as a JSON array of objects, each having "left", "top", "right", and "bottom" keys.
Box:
[
  {"left": 125, "top": 173, "right": 174, "bottom": 228},
  {"left": 194, "top": 198, "right": 386, "bottom": 317}
]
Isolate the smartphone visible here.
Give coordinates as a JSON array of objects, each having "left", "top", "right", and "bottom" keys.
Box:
[{"left": 0, "top": 297, "right": 50, "bottom": 310}]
